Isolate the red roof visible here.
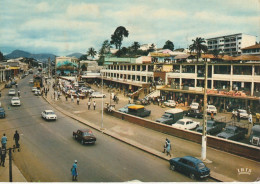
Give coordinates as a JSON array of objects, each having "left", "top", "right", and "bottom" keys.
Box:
[{"left": 241, "top": 44, "right": 260, "bottom": 50}]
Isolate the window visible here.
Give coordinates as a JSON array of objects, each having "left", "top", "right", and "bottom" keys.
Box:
[
  {"left": 182, "top": 65, "right": 195, "bottom": 73},
  {"left": 214, "top": 65, "right": 231, "bottom": 74},
  {"left": 233, "top": 66, "right": 252, "bottom": 75}
]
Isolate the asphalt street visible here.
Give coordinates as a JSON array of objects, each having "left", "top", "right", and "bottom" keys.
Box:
[{"left": 0, "top": 74, "right": 214, "bottom": 182}]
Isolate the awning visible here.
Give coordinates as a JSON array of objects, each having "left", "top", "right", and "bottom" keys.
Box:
[{"left": 9, "top": 67, "right": 20, "bottom": 70}]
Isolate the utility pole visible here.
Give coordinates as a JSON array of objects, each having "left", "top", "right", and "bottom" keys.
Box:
[
  {"left": 6, "top": 146, "right": 20, "bottom": 182},
  {"left": 201, "top": 61, "right": 208, "bottom": 160},
  {"left": 48, "top": 57, "right": 51, "bottom": 78},
  {"left": 101, "top": 72, "right": 104, "bottom": 129}
]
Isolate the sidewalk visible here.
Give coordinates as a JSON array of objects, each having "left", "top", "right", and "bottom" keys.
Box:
[{"left": 43, "top": 79, "right": 260, "bottom": 182}]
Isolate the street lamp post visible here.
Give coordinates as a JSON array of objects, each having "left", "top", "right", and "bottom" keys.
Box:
[
  {"left": 101, "top": 72, "right": 104, "bottom": 129},
  {"left": 201, "top": 61, "right": 208, "bottom": 160}
]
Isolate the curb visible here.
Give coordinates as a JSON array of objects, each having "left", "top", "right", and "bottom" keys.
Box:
[{"left": 42, "top": 95, "right": 236, "bottom": 182}]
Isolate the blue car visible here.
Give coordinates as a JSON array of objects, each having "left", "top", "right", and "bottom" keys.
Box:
[
  {"left": 118, "top": 104, "right": 135, "bottom": 113},
  {"left": 0, "top": 107, "right": 5, "bottom": 118},
  {"left": 169, "top": 156, "right": 210, "bottom": 179}
]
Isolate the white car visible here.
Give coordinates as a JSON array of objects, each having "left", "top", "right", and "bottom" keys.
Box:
[
  {"left": 164, "top": 100, "right": 176, "bottom": 107},
  {"left": 35, "top": 89, "right": 41, "bottom": 96},
  {"left": 190, "top": 102, "right": 199, "bottom": 110},
  {"left": 11, "top": 97, "right": 21, "bottom": 106},
  {"left": 91, "top": 92, "right": 106, "bottom": 98},
  {"left": 8, "top": 89, "right": 16, "bottom": 96},
  {"left": 172, "top": 118, "right": 200, "bottom": 130},
  {"left": 207, "top": 105, "right": 217, "bottom": 114},
  {"left": 236, "top": 109, "right": 249, "bottom": 119},
  {"left": 41, "top": 110, "right": 57, "bottom": 120},
  {"left": 29, "top": 79, "right": 34, "bottom": 84},
  {"left": 32, "top": 87, "right": 37, "bottom": 92}
]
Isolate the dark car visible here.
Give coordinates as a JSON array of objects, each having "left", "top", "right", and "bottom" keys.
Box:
[
  {"left": 169, "top": 156, "right": 210, "bottom": 180},
  {"left": 196, "top": 120, "right": 226, "bottom": 135},
  {"left": 216, "top": 125, "right": 246, "bottom": 141},
  {"left": 0, "top": 107, "right": 6, "bottom": 118},
  {"left": 185, "top": 109, "right": 203, "bottom": 119},
  {"left": 5, "top": 83, "right": 12, "bottom": 88},
  {"left": 11, "top": 81, "right": 16, "bottom": 85},
  {"left": 73, "top": 129, "right": 96, "bottom": 145}
]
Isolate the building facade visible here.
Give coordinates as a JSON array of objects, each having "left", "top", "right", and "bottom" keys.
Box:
[{"left": 206, "top": 33, "right": 256, "bottom": 56}]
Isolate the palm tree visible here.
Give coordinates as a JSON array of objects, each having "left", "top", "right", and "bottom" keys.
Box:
[
  {"left": 189, "top": 37, "right": 208, "bottom": 62},
  {"left": 87, "top": 47, "right": 97, "bottom": 60},
  {"left": 131, "top": 41, "right": 140, "bottom": 53}
]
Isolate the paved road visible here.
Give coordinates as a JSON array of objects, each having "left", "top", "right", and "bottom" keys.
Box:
[{"left": 0, "top": 75, "right": 215, "bottom": 182}]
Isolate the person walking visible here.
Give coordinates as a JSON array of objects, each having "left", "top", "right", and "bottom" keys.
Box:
[
  {"left": 248, "top": 113, "right": 253, "bottom": 124},
  {"left": 65, "top": 94, "right": 68, "bottom": 101},
  {"left": 77, "top": 96, "right": 80, "bottom": 105},
  {"left": 166, "top": 139, "right": 172, "bottom": 157},
  {"left": 0, "top": 147, "right": 6, "bottom": 167},
  {"left": 211, "top": 111, "right": 214, "bottom": 121},
  {"left": 13, "top": 130, "right": 20, "bottom": 148},
  {"left": 93, "top": 101, "right": 96, "bottom": 110},
  {"left": 71, "top": 94, "right": 74, "bottom": 102},
  {"left": 128, "top": 97, "right": 131, "bottom": 104},
  {"left": 18, "top": 90, "right": 20, "bottom": 97},
  {"left": 88, "top": 101, "right": 91, "bottom": 110},
  {"left": 237, "top": 110, "right": 240, "bottom": 122},
  {"left": 71, "top": 160, "right": 78, "bottom": 181},
  {"left": 1, "top": 134, "right": 7, "bottom": 149},
  {"left": 231, "top": 109, "right": 236, "bottom": 121},
  {"left": 162, "top": 138, "right": 169, "bottom": 153}
]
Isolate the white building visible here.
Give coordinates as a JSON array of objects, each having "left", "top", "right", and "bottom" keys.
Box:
[{"left": 206, "top": 33, "right": 256, "bottom": 56}]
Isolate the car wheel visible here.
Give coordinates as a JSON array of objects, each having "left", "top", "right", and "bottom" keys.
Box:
[
  {"left": 81, "top": 139, "right": 84, "bottom": 145},
  {"left": 170, "top": 164, "right": 175, "bottom": 171},
  {"left": 195, "top": 124, "right": 199, "bottom": 128},
  {"left": 190, "top": 173, "right": 195, "bottom": 180}
]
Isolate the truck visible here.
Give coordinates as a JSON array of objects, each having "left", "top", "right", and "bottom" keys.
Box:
[
  {"left": 249, "top": 125, "right": 260, "bottom": 147},
  {"left": 127, "top": 105, "right": 151, "bottom": 117},
  {"left": 156, "top": 109, "right": 183, "bottom": 125},
  {"left": 33, "top": 75, "right": 43, "bottom": 88},
  {"left": 216, "top": 125, "right": 247, "bottom": 141},
  {"left": 196, "top": 120, "right": 226, "bottom": 135}
]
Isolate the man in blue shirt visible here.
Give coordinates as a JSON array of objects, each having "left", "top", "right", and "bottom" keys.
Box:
[{"left": 1, "top": 133, "right": 7, "bottom": 148}]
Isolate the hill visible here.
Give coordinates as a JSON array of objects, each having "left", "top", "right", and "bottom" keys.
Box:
[
  {"left": 5, "top": 50, "right": 56, "bottom": 62},
  {"left": 66, "top": 52, "right": 83, "bottom": 58}
]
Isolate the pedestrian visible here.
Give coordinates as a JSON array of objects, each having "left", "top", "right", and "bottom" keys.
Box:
[
  {"left": 157, "top": 98, "right": 160, "bottom": 106},
  {"left": 1, "top": 134, "right": 7, "bottom": 149},
  {"left": 88, "top": 101, "right": 91, "bottom": 110},
  {"left": 58, "top": 91, "right": 60, "bottom": 99},
  {"left": 237, "top": 110, "right": 240, "bottom": 122},
  {"left": 71, "top": 94, "right": 74, "bottom": 102},
  {"left": 93, "top": 101, "right": 96, "bottom": 110},
  {"left": 13, "top": 130, "right": 20, "bottom": 149},
  {"left": 77, "top": 96, "right": 80, "bottom": 105},
  {"left": 248, "top": 113, "right": 253, "bottom": 124},
  {"left": 65, "top": 94, "right": 68, "bottom": 101},
  {"left": 211, "top": 111, "right": 214, "bottom": 121},
  {"left": 166, "top": 139, "right": 172, "bottom": 157},
  {"left": 0, "top": 147, "right": 6, "bottom": 167},
  {"left": 128, "top": 97, "right": 131, "bottom": 104},
  {"left": 15, "top": 83, "right": 18, "bottom": 88},
  {"left": 18, "top": 90, "right": 20, "bottom": 97},
  {"left": 162, "top": 138, "right": 169, "bottom": 153},
  {"left": 71, "top": 160, "right": 78, "bottom": 181}
]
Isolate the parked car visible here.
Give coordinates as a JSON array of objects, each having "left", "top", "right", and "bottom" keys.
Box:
[
  {"left": 196, "top": 120, "right": 226, "bottom": 135},
  {"left": 91, "top": 92, "right": 106, "bottom": 98},
  {"left": 216, "top": 125, "right": 246, "bottom": 141},
  {"left": 11, "top": 97, "right": 21, "bottom": 106},
  {"left": 8, "top": 89, "right": 16, "bottom": 96},
  {"left": 169, "top": 156, "right": 210, "bottom": 179},
  {"left": 184, "top": 109, "right": 203, "bottom": 119},
  {"left": 5, "top": 83, "right": 12, "bottom": 88},
  {"left": 32, "top": 87, "right": 37, "bottom": 92},
  {"left": 156, "top": 109, "right": 183, "bottom": 125},
  {"left": 29, "top": 79, "right": 34, "bottom": 84},
  {"left": 164, "top": 100, "right": 176, "bottom": 108},
  {"left": 236, "top": 109, "right": 249, "bottom": 119},
  {"left": 11, "top": 81, "right": 16, "bottom": 85},
  {"left": 172, "top": 118, "right": 200, "bottom": 130},
  {"left": 73, "top": 129, "right": 96, "bottom": 145},
  {"left": 127, "top": 105, "right": 151, "bottom": 117},
  {"left": 34, "top": 89, "right": 41, "bottom": 96},
  {"left": 0, "top": 107, "right": 5, "bottom": 118},
  {"left": 118, "top": 104, "right": 135, "bottom": 113},
  {"left": 207, "top": 105, "right": 217, "bottom": 114},
  {"left": 190, "top": 103, "right": 199, "bottom": 110},
  {"left": 41, "top": 110, "right": 57, "bottom": 121},
  {"left": 249, "top": 125, "right": 260, "bottom": 147}
]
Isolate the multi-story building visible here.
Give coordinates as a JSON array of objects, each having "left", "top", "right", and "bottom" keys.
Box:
[
  {"left": 55, "top": 56, "right": 78, "bottom": 75},
  {"left": 206, "top": 33, "right": 256, "bottom": 56},
  {"left": 241, "top": 44, "right": 260, "bottom": 55}
]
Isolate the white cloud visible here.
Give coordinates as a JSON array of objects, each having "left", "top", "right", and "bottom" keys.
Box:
[
  {"left": 152, "top": 9, "right": 187, "bottom": 18},
  {"left": 66, "top": 3, "right": 100, "bottom": 18},
  {"left": 36, "top": 2, "right": 50, "bottom": 12}
]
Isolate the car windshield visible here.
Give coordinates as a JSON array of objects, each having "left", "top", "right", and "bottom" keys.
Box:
[
  {"left": 197, "top": 163, "right": 206, "bottom": 170},
  {"left": 83, "top": 132, "right": 93, "bottom": 136},
  {"left": 209, "top": 106, "right": 215, "bottom": 109},
  {"left": 239, "top": 110, "right": 246, "bottom": 113},
  {"left": 10, "top": 89, "right": 15, "bottom": 92},
  {"left": 251, "top": 130, "right": 260, "bottom": 136},
  {"left": 207, "top": 122, "right": 214, "bottom": 127},
  {"left": 46, "top": 112, "right": 55, "bottom": 115},
  {"left": 225, "top": 127, "right": 235, "bottom": 134},
  {"left": 176, "top": 121, "right": 185, "bottom": 125}
]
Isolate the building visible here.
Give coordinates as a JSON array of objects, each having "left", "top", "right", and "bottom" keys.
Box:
[
  {"left": 55, "top": 56, "right": 78, "bottom": 75},
  {"left": 241, "top": 44, "right": 260, "bottom": 55},
  {"left": 206, "top": 33, "right": 256, "bottom": 56}
]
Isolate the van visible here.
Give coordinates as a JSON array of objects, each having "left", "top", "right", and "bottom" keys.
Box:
[
  {"left": 127, "top": 105, "right": 151, "bottom": 117},
  {"left": 249, "top": 125, "right": 260, "bottom": 147},
  {"left": 156, "top": 108, "right": 183, "bottom": 125}
]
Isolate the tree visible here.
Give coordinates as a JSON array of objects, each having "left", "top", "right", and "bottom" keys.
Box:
[
  {"left": 99, "top": 40, "right": 111, "bottom": 56},
  {"left": 210, "top": 49, "right": 221, "bottom": 59},
  {"left": 163, "top": 40, "right": 174, "bottom": 51},
  {"left": 189, "top": 37, "right": 208, "bottom": 62},
  {"left": 87, "top": 47, "right": 97, "bottom": 59},
  {"left": 110, "top": 26, "right": 129, "bottom": 50},
  {"left": 147, "top": 43, "right": 156, "bottom": 53},
  {"left": 0, "top": 51, "right": 4, "bottom": 61},
  {"left": 131, "top": 41, "right": 140, "bottom": 53}
]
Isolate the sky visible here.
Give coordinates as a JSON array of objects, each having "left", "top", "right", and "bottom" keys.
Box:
[{"left": 0, "top": 0, "right": 259, "bottom": 56}]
